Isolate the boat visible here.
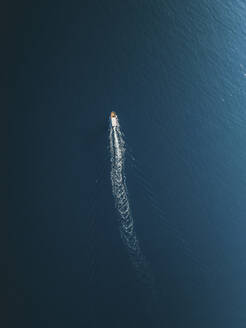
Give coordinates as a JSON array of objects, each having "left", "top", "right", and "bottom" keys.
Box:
[{"left": 110, "top": 111, "right": 118, "bottom": 127}]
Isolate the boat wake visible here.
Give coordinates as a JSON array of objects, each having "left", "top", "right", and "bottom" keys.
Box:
[{"left": 109, "top": 118, "right": 152, "bottom": 284}]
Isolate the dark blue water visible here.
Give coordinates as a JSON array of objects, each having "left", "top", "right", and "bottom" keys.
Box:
[{"left": 9, "top": 1, "right": 246, "bottom": 327}]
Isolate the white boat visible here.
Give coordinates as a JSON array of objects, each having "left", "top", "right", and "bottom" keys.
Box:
[{"left": 110, "top": 111, "right": 118, "bottom": 127}]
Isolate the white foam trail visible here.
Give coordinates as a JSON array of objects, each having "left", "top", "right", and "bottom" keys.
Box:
[{"left": 109, "top": 121, "right": 152, "bottom": 283}]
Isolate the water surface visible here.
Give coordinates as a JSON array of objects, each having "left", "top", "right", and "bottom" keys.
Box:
[{"left": 9, "top": 1, "right": 246, "bottom": 327}]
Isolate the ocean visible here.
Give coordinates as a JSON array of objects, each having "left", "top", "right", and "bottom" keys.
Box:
[{"left": 9, "top": 1, "right": 246, "bottom": 327}]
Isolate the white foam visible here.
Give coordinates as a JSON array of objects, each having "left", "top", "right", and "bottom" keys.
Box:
[{"left": 109, "top": 122, "right": 152, "bottom": 283}]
